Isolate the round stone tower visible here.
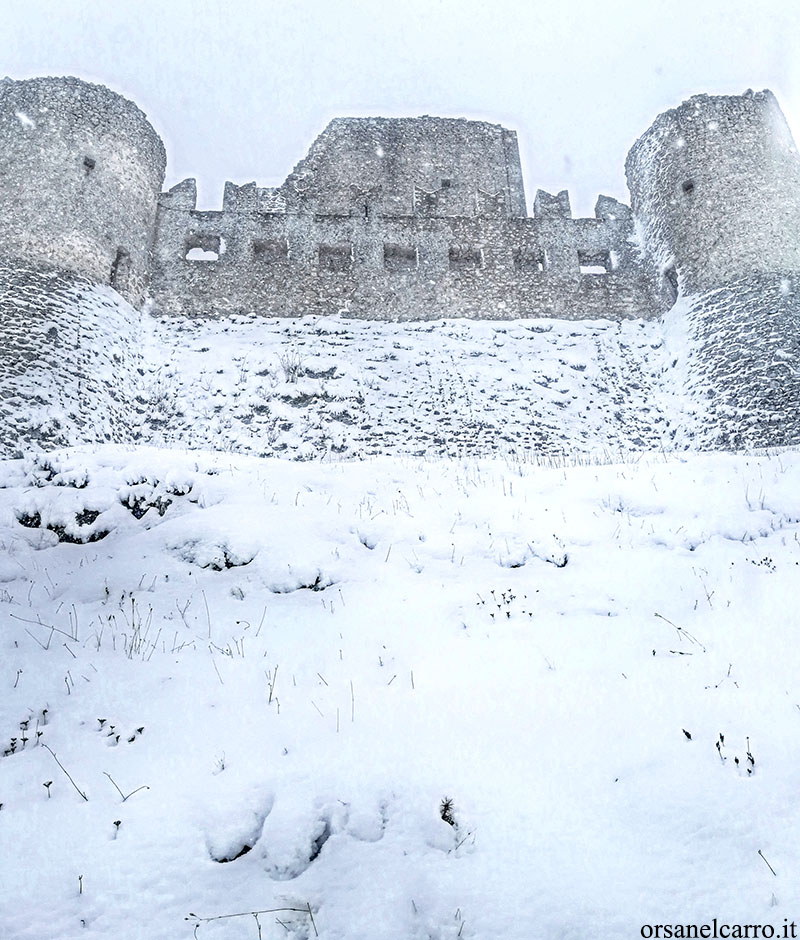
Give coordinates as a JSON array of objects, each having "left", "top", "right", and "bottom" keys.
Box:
[
  {"left": 0, "top": 76, "right": 166, "bottom": 306},
  {"left": 625, "top": 90, "right": 800, "bottom": 300}
]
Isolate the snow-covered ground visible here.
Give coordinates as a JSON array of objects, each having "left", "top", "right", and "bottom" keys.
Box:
[
  {"left": 0, "top": 264, "right": 724, "bottom": 461},
  {"left": 2, "top": 444, "right": 800, "bottom": 939},
  {"left": 138, "top": 311, "right": 675, "bottom": 459}
]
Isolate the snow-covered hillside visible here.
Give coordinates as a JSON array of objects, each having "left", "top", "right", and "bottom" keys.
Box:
[
  {"left": 2, "top": 445, "right": 800, "bottom": 939},
  {"left": 2, "top": 263, "right": 688, "bottom": 460},
  {"left": 139, "top": 311, "right": 672, "bottom": 459},
  {"left": 10, "top": 260, "right": 800, "bottom": 461}
]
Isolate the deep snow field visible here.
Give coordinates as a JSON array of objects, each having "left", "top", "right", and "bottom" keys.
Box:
[{"left": 2, "top": 444, "right": 800, "bottom": 939}]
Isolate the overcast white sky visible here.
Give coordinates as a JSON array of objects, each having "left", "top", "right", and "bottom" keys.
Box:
[{"left": 4, "top": 0, "right": 800, "bottom": 215}]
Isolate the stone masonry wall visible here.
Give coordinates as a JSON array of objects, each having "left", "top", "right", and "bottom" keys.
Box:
[
  {"left": 626, "top": 90, "right": 800, "bottom": 299},
  {"left": 0, "top": 260, "right": 142, "bottom": 456},
  {"left": 0, "top": 77, "right": 166, "bottom": 307},
  {"left": 279, "top": 116, "right": 528, "bottom": 218},
  {"left": 152, "top": 176, "right": 657, "bottom": 320},
  {"left": 662, "top": 274, "right": 800, "bottom": 449}
]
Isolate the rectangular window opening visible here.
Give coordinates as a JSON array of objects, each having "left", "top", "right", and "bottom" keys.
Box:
[
  {"left": 253, "top": 238, "right": 289, "bottom": 264},
  {"left": 318, "top": 243, "right": 353, "bottom": 272},
  {"left": 383, "top": 243, "right": 418, "bottom": 272},
  {"left": 578, "top": 249, "right": 610, "bottom": 275},
  {"left": 185, "top": 233, "right": 221, "bottom": 262},
  {"left": 110, "top": 247, "right": 131, "bottom": 289},
  {"left": 513, "top": 248, "right": 546, "bottom": 273},
  {"left": 449, "top": 246, "right": 483, "bottom": 270}
]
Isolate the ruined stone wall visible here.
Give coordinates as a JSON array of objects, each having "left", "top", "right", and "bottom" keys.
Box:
[
  {"left": 279, "top": 116, "right": 527, "bottom": 218},
  {"left": 625, "top": 90, "right": 800, "bottom": 450},
  {"left": 625, "top": 90, "right": 800, "bottom": 300},
  {"left": 0, "top": 84, "right": 663, "bottom": 321},
  {"left": 662, "top": 275, "right": 800, "bottom": 449},
  {"left": 152, "top": 178, "right": 656, "bottom": 320},
  {"left": 0, "top": 260, "right": 142, "bottom": 456},
  {"left": 0, "top": 77, "right": 166, "bottom": 307}
]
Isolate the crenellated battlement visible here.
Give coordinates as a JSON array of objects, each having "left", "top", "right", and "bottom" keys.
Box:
[{"left": 152, "top": 167, "right": 651, "bottom": 320}]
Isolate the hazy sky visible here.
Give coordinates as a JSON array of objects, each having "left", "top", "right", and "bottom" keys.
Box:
[{"left": 4, "top": 0, "right": 800, "bottom": 215}]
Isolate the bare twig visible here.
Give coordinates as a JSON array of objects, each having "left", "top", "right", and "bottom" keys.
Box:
[
  {"left": 186, "top": 905, "right": 317, "bottom": 933},
  {"left": 202, "top": 590, "right": 212, "bottom": 639},
  {"left": 454, "top": 828, "right": 476, "bottom": 851},
  {"left": 759, "top": 849, "right": 777, "bottom": 876},
  {"left": 307, "top": 902, "right": 319, "bottom": 937},
  {"left": 209, "top": 654, "right": 224, "bottom": 685},
  {"left": 256, "top": 606, "right": 267, "bottom": 637},
  {"left": 654, "top": 612, "right": 706, "bottom": 651},
  {"left": 103, "top": 771, "right": 150, "bottom": 802},
  {"left": 24, "top": 626, "right": 54, "bottom": 650},
  {"left": 42, "top": 744, "right": 88, "bottom": 801},
  {"left": 12, "top": 611, "right": 78, "bottom": 643}
]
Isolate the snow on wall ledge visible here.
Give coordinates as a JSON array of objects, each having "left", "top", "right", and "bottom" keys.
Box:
[{"left": 0, "top": 261, "right": 142, "bottom": 456}]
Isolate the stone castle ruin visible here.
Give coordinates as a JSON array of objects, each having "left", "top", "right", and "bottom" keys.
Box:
[
  {"left": 2, "top": 76, "right": 800, "bottom": 455},
  {"left": 153, "top": 116, "right": 655, "bottom": 321}
]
